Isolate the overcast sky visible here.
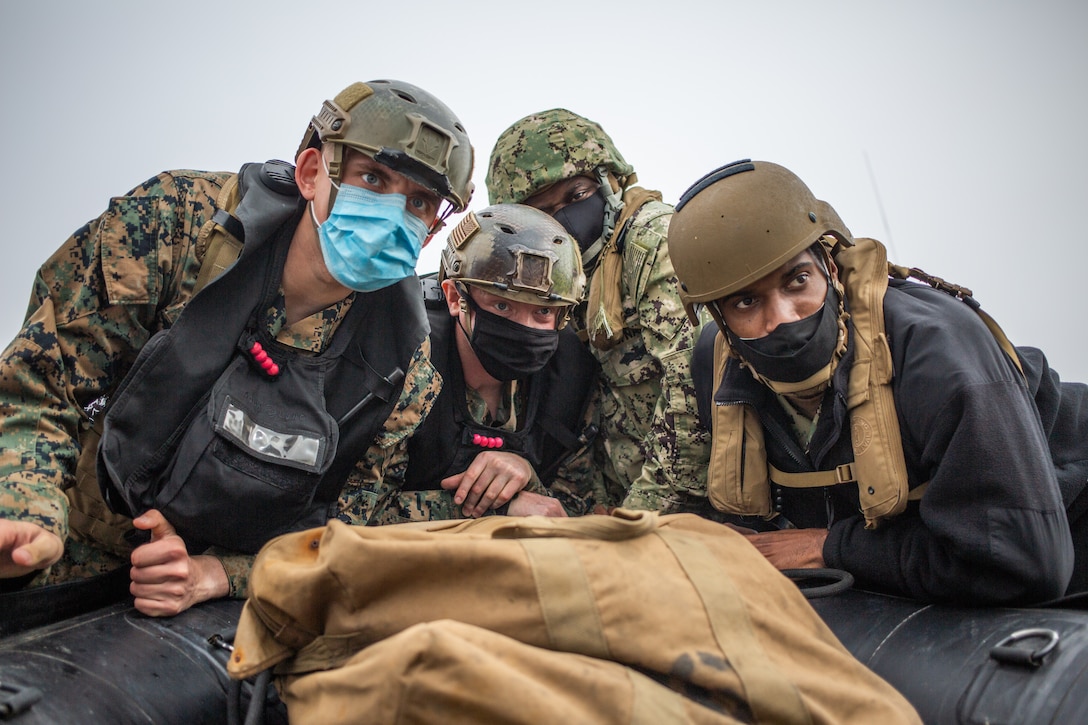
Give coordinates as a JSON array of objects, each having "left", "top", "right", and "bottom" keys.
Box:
[{"left": 2, "top": 0, "right": 1085, "bottom": 382}]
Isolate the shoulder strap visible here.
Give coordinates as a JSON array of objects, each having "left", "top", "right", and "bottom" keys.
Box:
[
  {"left": 193, "top": 174, "right": 243, "bottom": 295},
  {"left": 705, "top": 330, "right": 775, "bottom": 517},
  {"left": 192, "top": 160, "right": 301, "bottom": 296},
  {"left": 830, "top": 238, "right": 912, "bottom": 527},
  {"left": 886, "top": 262, "right": 1024, "bottom": 377},
  {"left": 584, "top": 187, "right": 664, "bottom": 350}
]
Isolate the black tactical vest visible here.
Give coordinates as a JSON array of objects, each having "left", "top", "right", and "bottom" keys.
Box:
[
  {"left": 97, "top": 162, "right": 429, "bottom": 553},
  {"left": 403, "top": 279, "right": 599, "bottom": 491}
]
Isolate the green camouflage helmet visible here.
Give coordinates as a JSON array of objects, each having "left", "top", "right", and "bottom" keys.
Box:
[
  {"left": 299, "top": 80, "right": 474, "bottom": 213},
  {"left": 441, "top": 204, "right": 586, "bottom": 316},
  {"left": 485, "top": 109, "right": 634, "bottom": 204}
]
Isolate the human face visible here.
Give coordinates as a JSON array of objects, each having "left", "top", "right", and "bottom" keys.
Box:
[
  {"left": 315, "top": 148, "right": 443, "bottom": 230},
  {"left": 446, "top": 282, "right": 559, "bottom": 331},
  {"left": 523, "top": 175, "right": 600, "bottom": 216},
  {"left": 716, "top": 251, "right": 829, "bottom": 339}
]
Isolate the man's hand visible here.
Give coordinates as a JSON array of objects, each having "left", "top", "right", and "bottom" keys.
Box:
[
  {"left": 441, "top": 451, "right": 535, "bottom": 517},
  {"left": 742, "top": 528, "right": 828, "bottom": 569},
  {"left": 129, "top": 509, "right": 228, "bottom": 617},
  {"left": 0, "top": 520, "right": 64, "bottom": 578},
  {"left": 506, "top": 491, "right": 567, "bottom": 518}
]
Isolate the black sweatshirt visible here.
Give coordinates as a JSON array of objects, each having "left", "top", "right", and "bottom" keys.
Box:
[{"left": 696, "top": 279, "right": 1086, "bottom": 605}]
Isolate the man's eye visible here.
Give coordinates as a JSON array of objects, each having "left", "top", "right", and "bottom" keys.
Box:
[
  {"left": 569, "top": 184, "right": 597, "bottom": 203},
  {"left": 361, "top": 172, "right": 380, "bottom": 186},
  {"left": 789, "top": 272, "right": 811, "bottom": 289},
  {"left": 408, "top": 197, "right": 426, "bottom": 210},
  {"left": 733, "top": 296, "right": 756, "bottom": 311}
]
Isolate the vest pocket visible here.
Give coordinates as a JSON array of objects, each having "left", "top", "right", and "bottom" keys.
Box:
[{"left": 155, "top": 417, "right": 324, "bottom": 553}]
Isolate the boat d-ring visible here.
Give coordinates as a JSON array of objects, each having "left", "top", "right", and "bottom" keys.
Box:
[{"left": 989, "top": 628, "right": 1060, "bottom": 668}]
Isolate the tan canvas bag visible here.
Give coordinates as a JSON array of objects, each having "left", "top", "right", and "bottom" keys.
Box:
[
  {"left": 279, "top": 619, "right": 752, "bottom": 725},
  {"left": 228, "top": 509, "right": 919, "bottom": 724}
]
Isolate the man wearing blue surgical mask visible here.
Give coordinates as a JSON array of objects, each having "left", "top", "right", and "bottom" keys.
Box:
[{"left": 0, "top": 80, "right": 475, "bottom": 620}]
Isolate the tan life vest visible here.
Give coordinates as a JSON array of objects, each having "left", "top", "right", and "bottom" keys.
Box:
[
  {"left": 706, "top": 238, "right": 1020, "bottom": 529},
  {"left": 66, "top": 175, "right": 244, "bottom": 552}
]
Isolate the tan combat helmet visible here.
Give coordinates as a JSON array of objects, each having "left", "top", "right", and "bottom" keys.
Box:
[
  {"left": 299, "top": 80, "right": 474, "bottom": 226},
  {"left": 668, "top": 159, "right": 852, "bottom": 330},
  {"left": 442, "top": 204, "right": 586, "bottom": 328}
]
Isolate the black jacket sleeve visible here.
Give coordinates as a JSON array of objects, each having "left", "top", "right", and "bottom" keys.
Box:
[{"left": 824, "top": 284, "right": 1073, "bottom": 604}]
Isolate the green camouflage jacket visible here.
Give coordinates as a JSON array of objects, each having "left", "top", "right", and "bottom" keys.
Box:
[
  {"left": 574, "top": 199, "right": 711, "bottom": 512},
  {"left": 0, "top": 169, "right": 439, "bottom": 598}
]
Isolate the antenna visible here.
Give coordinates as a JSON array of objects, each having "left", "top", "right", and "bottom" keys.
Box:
[{"left": 863, "top": 151, "right": 900, "bottom": 260}]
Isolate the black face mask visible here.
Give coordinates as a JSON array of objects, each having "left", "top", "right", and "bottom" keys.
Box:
[
  {"left": 728, "top": 285, "right": 840, "bottom": 384},
  {"left": 462, "top": 300, "right": 559, "bottom": 381},
  {"left": 553, "top": 189, "right": 606, "bottom": 255}
]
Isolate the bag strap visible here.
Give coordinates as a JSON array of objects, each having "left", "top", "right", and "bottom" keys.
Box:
[
  {"left": 657, "top": 529, "right": 812, "bottom": 724},
  {"left": 425, "top": 507, "right": 659, "bottom": 541},
  {"left": 521, "top": 537, "right": 611, "bottom": 658}
]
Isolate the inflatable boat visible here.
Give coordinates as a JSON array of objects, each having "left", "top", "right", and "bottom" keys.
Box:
[{"left": 2, "top": 569, "right": 1087, "bottom": 723}]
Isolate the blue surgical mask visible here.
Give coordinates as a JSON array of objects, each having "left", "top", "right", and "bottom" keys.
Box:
[{"left": 314, "top": 182, "right": 429, "bottom": 293}]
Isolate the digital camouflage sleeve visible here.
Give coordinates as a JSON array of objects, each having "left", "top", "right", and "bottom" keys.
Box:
[
  {"left": 0, "top": 170, "right": 227, "bottom": 551},
  {"left": 0, "top": 170, "right": 441, "bottom": 596},
  {"left": 578, "top": 200, "right": 711, "bottom": 512}
]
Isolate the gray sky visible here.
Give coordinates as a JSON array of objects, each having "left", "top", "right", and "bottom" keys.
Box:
[{"left": 2, "top": 0, "right": 1086, "bottom": 381}]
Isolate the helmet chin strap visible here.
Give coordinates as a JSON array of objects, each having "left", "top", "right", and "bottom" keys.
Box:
[
  {"left": 580, "top": 167, "right": 624, "bottom": 271},
  {"left": 320, "top": 145, "right": 345, "bottom": 215}
]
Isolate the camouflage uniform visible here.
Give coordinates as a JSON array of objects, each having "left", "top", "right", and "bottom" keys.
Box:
[
  {"left": 0, "top": 169, "right": 439, "bottom": 598},
  {"left": 351, "top": 203, "right": 605, "bottom": 523},
  {"left": 487, "top": 110, "right": 711, "bottom": 513}
]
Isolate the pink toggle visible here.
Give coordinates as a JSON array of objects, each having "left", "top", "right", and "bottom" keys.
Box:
[
  {"left": 249, "top": 341, "right": 263, "bottom": 355},
  {"left": 267, "top": 363, "right": 280, "bottom": 376}
]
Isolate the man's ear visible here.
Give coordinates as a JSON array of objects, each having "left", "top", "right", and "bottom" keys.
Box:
[
  {"left": 440, "top": 278, "right": 462, "bottom": 318},
  {"left": 295, "top": 147, "right": 322, "bottom": 202}
]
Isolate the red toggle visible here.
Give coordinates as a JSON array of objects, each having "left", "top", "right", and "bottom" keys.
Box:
[{"left": 248, "top": 340, "right": 280, "bottom": 377}]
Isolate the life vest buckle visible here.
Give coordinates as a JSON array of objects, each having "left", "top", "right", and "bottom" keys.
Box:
[{"left": 835, "top": 463, "right": 856, "bottom": 484}]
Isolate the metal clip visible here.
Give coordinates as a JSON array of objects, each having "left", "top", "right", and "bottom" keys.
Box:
[{"left": 990, "top": 627, "right": 1059, "bottom": 668}]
